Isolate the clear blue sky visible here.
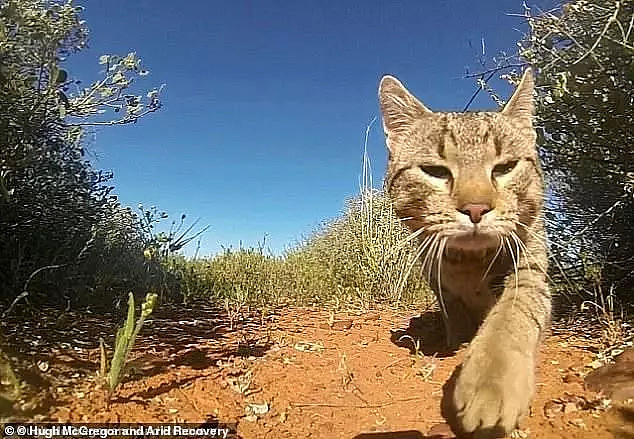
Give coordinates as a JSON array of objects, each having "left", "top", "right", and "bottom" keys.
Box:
[{"left": 68, "top": 0, "right": 557, "bottom": 257}]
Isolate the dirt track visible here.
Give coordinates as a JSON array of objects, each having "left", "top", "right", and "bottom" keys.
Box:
[{"left": 2, "top": 304, "right": 632, "bottom": 438}]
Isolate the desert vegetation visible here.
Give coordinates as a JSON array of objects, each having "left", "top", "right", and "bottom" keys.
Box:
[
  {"left": 2, "top": 0, "right": 630, "bottom": 319},
  {"left": 466, "top": 0, "right": 633, "bottom": 319},
  {"left": 0, "top": 0, "right": 632, "bottom": 435}
]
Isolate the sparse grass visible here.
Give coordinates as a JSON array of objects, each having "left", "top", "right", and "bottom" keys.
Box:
[
  {"left": 170, "top": 188, "right": 433, "bottom": 313},
  {"left": 573, "top": 256, "right": 628, "bottom": 350},
  {"left": 287, "top": 188, "right": 433, "bottom": 309},
  {"left": 170, "top": 246, "right": 297, "bottom": 309}
]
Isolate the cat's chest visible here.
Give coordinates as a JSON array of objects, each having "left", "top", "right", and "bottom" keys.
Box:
[{"left": 435, "top": 255, "right": 509, "bottom": 308}]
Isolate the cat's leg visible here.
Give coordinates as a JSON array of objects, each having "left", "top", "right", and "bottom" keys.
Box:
[{"left": 449, "top": 258, "right": 550, "bottom": 436}]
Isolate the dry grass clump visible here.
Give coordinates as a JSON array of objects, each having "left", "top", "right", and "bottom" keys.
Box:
[{"left": 172, "top": 189, "right": 433, "bottom": 311}]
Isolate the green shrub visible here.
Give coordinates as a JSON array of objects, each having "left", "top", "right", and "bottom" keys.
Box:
[{"left": 0, "top": 0, "right": 165, "bottom": 307}]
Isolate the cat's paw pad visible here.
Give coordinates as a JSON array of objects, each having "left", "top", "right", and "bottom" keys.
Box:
[{"left": 452, "top": 350, "right": 534, "bottom": 436}]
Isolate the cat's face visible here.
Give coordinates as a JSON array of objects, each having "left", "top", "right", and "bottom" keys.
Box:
[{"left": 379, "top": 70, "right": 543, "bottom": 253}]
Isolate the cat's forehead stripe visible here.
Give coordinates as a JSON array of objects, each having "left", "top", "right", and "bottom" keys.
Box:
[
  {"left": 436, "top": 112, "right": 499, "bottom": 159},
  {"left": 494, "top": 133, "right": 502, "bottom": 156},
  {"left": 437, "top": 114, "right": 449, "bottom": 159}
]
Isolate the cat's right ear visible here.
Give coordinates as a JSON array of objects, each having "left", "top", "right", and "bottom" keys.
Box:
[{"left": 379, "top": 75, "right": 431, "bottom": 140}]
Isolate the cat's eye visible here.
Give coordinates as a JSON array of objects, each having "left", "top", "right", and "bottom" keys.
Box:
[
  {"left": 420, "top": 165, "right": 452, "bottom": 180},
  {"left": 492, "top": 160, "right": 519, "bottom": 178}
]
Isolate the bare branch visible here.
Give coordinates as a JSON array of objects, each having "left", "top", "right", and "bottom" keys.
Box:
[
  {"left": 573, "top": 1, "right": 620, "bottom": 66},
  {"left": 464, "top": 63, "right": 528, "bottom": 79}
]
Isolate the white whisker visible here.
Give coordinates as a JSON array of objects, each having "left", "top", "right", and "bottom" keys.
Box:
[
  {"left": 504, "top": 236, "right": 520, "bottom": 306},
  {"left": 436, "top": 236, "right": 448, "bottom": 323},
  {"left": 398, "top": 234, "right": 434, "bottom": 293},
  {"left": 422, "top": 234, "right": 440, "bottom": 284},
  {"left": 481, "top": 237, "right": 504, "bottom": 282},
  {"left": 510, "top": 231, "right": 532, "bottom": 277}
]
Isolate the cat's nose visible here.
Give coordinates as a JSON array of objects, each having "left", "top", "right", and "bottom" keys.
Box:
[{"left": 458, "top": 203, "right": 492, "bottom": 224}]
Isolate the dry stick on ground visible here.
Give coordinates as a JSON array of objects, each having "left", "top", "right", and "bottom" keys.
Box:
[
  {"left": 381, "top": 356, "right": 412, "bottom": 371},
  {"left": 290, "top": 396, "right": 426, "bottom": 409}
]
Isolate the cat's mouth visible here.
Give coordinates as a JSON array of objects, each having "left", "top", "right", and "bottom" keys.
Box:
[{"left": 446, "top": 227, "right": 500, "bottom": 251}]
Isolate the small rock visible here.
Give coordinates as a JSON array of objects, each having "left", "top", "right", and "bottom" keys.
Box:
[
  {"left": 331, "top": 319, "right": 353, "bottom": 330},
  {"left": 588, "top": 359, "right": 604, "bottom": 369},
  {"left": 427, "top": 423, "right": 455, "bottom": 438},
  {"left": 510, "top": 429, "right": 530, "bottom": 439},
  {"left": 544, "top": 400, "right": 562, "bottom": 418},
  {"left": 245, "top": 402, "right": 269, "bottom": 417},
  {"left": 363, "top": 313, "right": 380, "bottom": 321},
  {"left": 293, "top": 342, "right": 323, "bottom": 353},
  {"left": 319, "top": 320, "right": 353, "bottom": 330},
  {"left": 569, "top": 418, "right": 586, "bottom": 429},
  {"left": 562, "top": 372, "right": 584, "bottom": 384}
]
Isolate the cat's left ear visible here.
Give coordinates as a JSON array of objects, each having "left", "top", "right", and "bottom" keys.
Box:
[{"left": 502, "top": 68, "right": 534, "bottom": 121}]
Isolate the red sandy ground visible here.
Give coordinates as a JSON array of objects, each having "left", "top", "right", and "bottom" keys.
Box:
[{"left": 2, "top": 304, "right": 632, "bottom": 438}]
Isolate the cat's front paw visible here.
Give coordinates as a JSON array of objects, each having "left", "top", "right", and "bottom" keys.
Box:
[{"left": 452, "top": 345, "right": 534, "bottom": 437}]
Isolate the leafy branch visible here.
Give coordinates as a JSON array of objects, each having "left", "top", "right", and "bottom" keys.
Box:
[{"left": 65, "top": 52, "right": 163, "bottom": 126}]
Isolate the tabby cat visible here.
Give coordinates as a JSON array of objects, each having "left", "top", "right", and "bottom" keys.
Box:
[{"left": 378, "top": 69, "right": 550, "bottom": 436}]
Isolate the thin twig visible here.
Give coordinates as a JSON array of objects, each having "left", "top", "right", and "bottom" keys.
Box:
[
  {"left": 462, "top": 71, "right": 496, "bottom": 112},
  {"left": 626, "top": 8, "right": 634, "bottom": 40},
  {"left": 2, "top": 264, "right": 67, "bottom": 318},
  {"left": 562, "top": 198, "right": 624, "bottom": 247},
  {"left": 66, "top": 107, "right": 160, "bottom": 126},
  {"left": 178, "top": 389, "right": 203, "bottom": 417},
  {"left": 290, "top": 395, "right": 425, "bottom": 409},
  {"left": 463, "top": 63, "right": 528, "bottom": 79},
  {"left": 573, "top": 1, "right": 620, "bottom": 66}
]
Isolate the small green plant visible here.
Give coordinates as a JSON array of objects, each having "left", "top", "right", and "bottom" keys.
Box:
[
  {"left": 100, "top": 292, "right": 158, "bottom": 397},
  {"left": 0, "top": 346, "right": 21, "bottom": 415}
]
